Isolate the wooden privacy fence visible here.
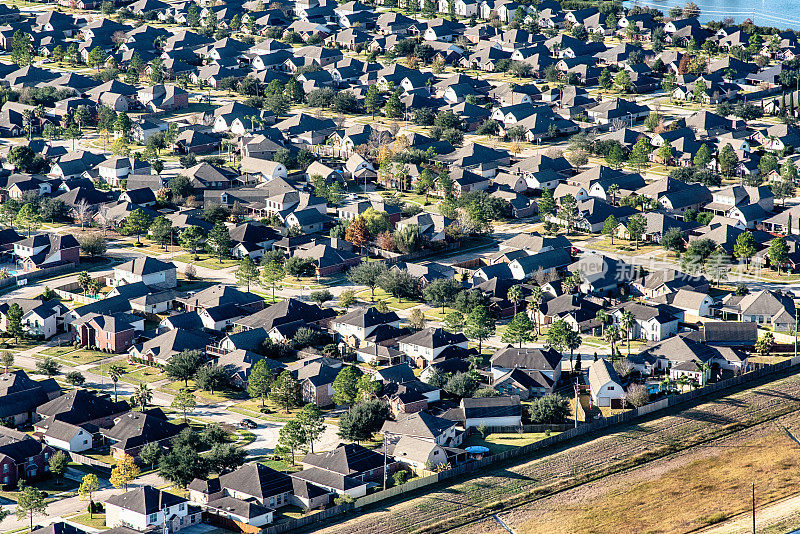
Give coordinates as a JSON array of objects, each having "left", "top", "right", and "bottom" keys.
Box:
[{"left": 258, "top": 356, "right": 800, "bottom": 533}]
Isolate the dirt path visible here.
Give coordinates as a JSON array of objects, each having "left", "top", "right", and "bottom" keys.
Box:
[{"left": 304, "top": 371, "right": 800, "bottom": 534}]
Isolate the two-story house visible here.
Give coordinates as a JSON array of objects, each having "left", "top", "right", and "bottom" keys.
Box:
[
  {"left": 398, "top": 328, "right": 469, "bottom": 368},
  {"left": 106, "top": 485, "right": 201, "bottom": 532},
  {"left": 107, "top": 257, "right": 178, "bottom": 289},
  {"left": 332, "top": 307, "right": 401, "bottom": 348}
]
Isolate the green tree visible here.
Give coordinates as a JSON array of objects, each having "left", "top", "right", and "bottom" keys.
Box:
[
  {"left": 615, "top": 70, "right": 632, "bottom": 92},
  {"left": 347, "top": 263, "right": 386, "bottom": 301},
  {"left": 661, "top": 227, "right": 685, "bottom": 254},
  {"left": 734, "top": 231, "right": 757, "bottom": 268},
  {"left": 385, "top": 92, "right": 402, "bottom": 118},
  {"left": 139, "top": 442, "right": 162, "bottom": 470},
  {"left": 65, "top": 371, "right": 85, "bottom": 386},
  {"left": 270, "top": 370, "right": 301, "bottom": 413},
  {"left": 48, "top": 450, "right": 69, "bottom": 486},
  {"left": 502, "top": 312, "right": 535, "bottom": 347},
  {"left": 297, "top": 403, "right": 326, "bottom": 453},
  {"left": 194, "top": 364, "right": 228, "bottom": 394},
  {"left": 444, "top": 372, "right": 478, "bottom": 398},
  {"left": 629, "top": 138, "right": 652, "bottom": 172},
  {"left": 108, "top": 363, "right": 125, "bottom": 402},
  {"left": 337, "top": 400, "right": 389, "bottom": 443},
  {"left": 149, "top": 216, "right": 174, "bottom": 250},
  {"left": 528, "top": 393, "right": 570, "bottom": 423},
  {"left": 599, "top": 68, "right": 613, "bottom": 90},
  {"left": 15, "top": 203, "right": 42, "bottom": 237},
  {"left": 277, "top": 420, "right": 307, "bottom": 465},
  {"left": 15, "top": 486, "right": 47, "bottom": 529},
  {"left": 207, "top": 221, "right": 232, "bottom": 263},
  {"left": 124, "top": 209, "right": 151, "bottom": 244},
  {"left": 694, "top": 143, "right": 712, "bottom": 168},
  {"left": 6, "top": 302, "right": 23, "bottom": 343},
  {"left": 464, "top": 305, "right": 495, "bottom": 354},
  {"left": 422, "top": 278, "right": 461, "bottom": 312},
  {"left": 620, "top": 310, "right": 636, "bottom": 355},
  {"left": 718, "top": 143, "right": 738, "bottom": 178},
  {"left": 134, "top": 383, "right": 152, "bottom": 410},
  {"left": 558, "top": 194, "right": 578, "bottom": 234},
  {"left": 171, "top": 388, "right": 197, "bottom": 423},
  {"left": 769, "top": 237, "right": 789, "bottom": 273},
  {"left": 332, "top": 365, "right": 364, "bottom": 407},
  {"left": 260, "top": 260, "right": 285, "bottom": 302},
  {"left": 247, "top": 359, "right": 272, "bottom": 407},
  {"left": 114, "top": 111, "right": 132, "bottom": 139},
  {"left": 165, "top": 350, "right": 205, "bottom": 387},
  {"left": 11, "top": 30, "right": 33, "bottom": 66},
  {"left": 206, "top": 443, "right": 246, "bottom": 475},
  {"left": 626, "top": 213, "right": 647, "bottom": 249},
  {"left": 236, "top": 256, "right": 259, "bottom": 293},
  {"left": 87, "top": 46, "right": 106, "bottom": 70},
  {"left": 159, "top": 442, "right": 208, "bottom": 488},
  {"left": 179, "top": 225, "right": 205, "bottom": 259},
  {"left": 78, "top": 474, "right": 99, "bottom": 518},
  {"left": 602, "top": 214, "right": 619, "bottom": 245}
]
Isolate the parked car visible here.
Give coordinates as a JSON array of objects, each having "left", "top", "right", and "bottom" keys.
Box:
[{"left": 240, "top": 418, "right": 257, "bottom": 429}]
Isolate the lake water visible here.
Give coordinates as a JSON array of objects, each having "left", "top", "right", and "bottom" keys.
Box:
[{"left": 624, "top": 0, "right": 800, "bottom": 30}]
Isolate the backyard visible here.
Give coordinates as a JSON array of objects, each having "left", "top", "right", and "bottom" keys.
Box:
[{"left": 462, "top": 431, "right": 556, "bottom": 455}]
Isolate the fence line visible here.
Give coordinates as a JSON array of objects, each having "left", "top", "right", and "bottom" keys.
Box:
[{"left": 262, "top": 358, "right": 800, "bottom": 532}]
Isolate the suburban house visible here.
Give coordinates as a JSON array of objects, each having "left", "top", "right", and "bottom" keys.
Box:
[
  {"left": 102, "top": 411, "right": 186, "bottom": 459},
  {"left": 398, "top": 328, "right": 469, "bottom": 368},
  {"left": 106, "top": 485, "right": 201, "bottom": 532},
  {"left": 0, "top": 426, "right": 54, "bottom": 487},
  {"left": 108, "top": 257, "right": 178, "bottom": 289},
  {"left": 588, "top": 359, "right": 624, "bottom": 408},
  {"left": 445, "top": 396, "right": 523, "bottom": 429},
  {"left": 13, "top": 233, "right": 80, "bottom": 272}
]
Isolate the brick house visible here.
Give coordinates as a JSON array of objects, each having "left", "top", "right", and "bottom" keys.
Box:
[
  {"left": 13, "top": 234, "right": 80, "bottom": 272},
  {"left": 73, "top": 313, "right": 141, "bottom": 353},
  {"left": 298, "top": 362, "right": 341, "bottom": 407},
  {"left": 300, "top": 443, "right": 398, "bottom": 484},
  {"left": 0, "top": 427, "right": 54, "bottom": 488}
]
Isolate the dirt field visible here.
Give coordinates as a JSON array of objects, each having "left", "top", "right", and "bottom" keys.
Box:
[{"left": 306, "top": 371, "right": 800, "bottom": 534}]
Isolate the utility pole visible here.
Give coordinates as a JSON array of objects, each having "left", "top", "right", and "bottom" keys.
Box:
[
  {"left": 752, "top": 483, "right": 756, "bottom": 534},
  {"left": 574, "top": 376, "right": 579, "bottom": 428},
  {"left": 795, "top": 307, "right": 798, "bottom": 359},
  {"left": 382, "top": 430, "right": 388, "bottom": 491}
]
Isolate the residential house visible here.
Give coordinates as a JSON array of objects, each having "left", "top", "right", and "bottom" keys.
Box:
[
  {"left": 102, "top": 411, "right": 186, "bottom": 459},
  {"left": 587, "top": 359, "right": 624, "bottom": 407},
  {"left": 106, "top": 485, "right": 200, "bottom": 532}
]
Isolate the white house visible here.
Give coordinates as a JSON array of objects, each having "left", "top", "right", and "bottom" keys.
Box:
[
  {"left": 106, "top": 486, "right": 200, "bottom": 532},
  {"left": 42, "top": 420, "right": 93, "bottom": 452},
  {"left": 22, "top": 301, "right": 67, "bottom": 340},
  {"left": 398, "top": 328, "right": 468, "bottom": 367},
  {"left": 611, "top": 302, "right": 679, "bottom": 342},
  {"left": 588, "top": 359, "right": 624, "bottom": 407},
  {"left": 461, "top": 396, "right": 522, "bottom": 428},
  {"left": 332, "top": 307, "right": 400, "bottom": 347},
  {"left": 108, "top": 257, "right": 178, "bottom": 289}
]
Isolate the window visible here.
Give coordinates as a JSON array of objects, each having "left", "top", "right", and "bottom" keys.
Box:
[
  {"left": 608, "top": 386, "right": 614, "bottom": 390},
  {"left": 3, "top": 464, "right": 7, "bottom": 473},
  {"left": 149, "top": 514, "right": 158, "bottom": 523},
  {"left": 179, "top": 503, "right": 185, "bottom": 511}
]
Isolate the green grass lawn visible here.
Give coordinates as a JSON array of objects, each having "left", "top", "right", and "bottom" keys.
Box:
[
  {"left": 356, "top": 287, "right": 422, "bottom": 310},
  {"left": 52, "top": 349, "right": 108, "bottom": 366},
  {"left": 40, "top": 345, "right": 78, "bottom": 357},
  {"left": 462, "top": 432, "right": 557, "bottom": 455},
  {"left": 173, "top": 253, "right": 240, "bottom": 269},
  {"left": 0, "top": 476, "right": 80, "bottom": 503},
  {"left": 67, "top": 512, "right": 107, "bottom": 529},
  {"left": 230, "top": 399, "right": 302, "bottom": 422},
  {"left": 161, "top": 381, "right": 246, "bottom": 403},
  {"left": 89, "top": 362, "right": 168, "bottom": 384}
]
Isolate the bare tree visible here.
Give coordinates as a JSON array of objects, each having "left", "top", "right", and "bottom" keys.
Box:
[
  {"left": 95, "top": 204, "right": 111, "bottom": 237},
  {"left": 72, "top": 200, "right": 92, "bottom": 231}
]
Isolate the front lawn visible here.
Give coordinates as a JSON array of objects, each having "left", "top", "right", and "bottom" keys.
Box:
[
  {"left": 173, "top": 253, "right": 240, "bottom": 269},
  {"left": 53, "top": 349, "right": 108, "bottom": 366},
  {"left": 356, "top": 287, "right": 422, "bottom": 310},
  {"left": 89, "top": 362, "right": 167, "bottom": 384},
  {"left": 230, "top": 399, "right": 303, "bottom": 422},
  {"left": 67, "top": 513, "right": 107, "bottom": 529},
  {"left": 462, "top": 432, "right": 556, "bottom": 455},
  {"left": 0, "top": 476, "right": 80, "bottom": 503},
  {"left": 40, "top": 346, "right": 78, "bottom": 357}
]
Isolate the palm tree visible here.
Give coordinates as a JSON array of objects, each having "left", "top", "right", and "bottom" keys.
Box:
[
  {"left": 604, "top": 325, "right": 620, "bottom": 358},
  {"left": 134, "top": 383, "right": 152, "bottom": 410},
  {"left": 659, "top": 375, "right": 671, "bottom": 393},
  {"left": 607, "top": 183, "right": 620, "bottom": 205},
  {"left": 596, "top": 309, "right": 610, "bottom": 336},
  {"left": 508, "top": 284, "right": 524, "bottom": 316},
  {"left": 529, "top": 286, "right": 543, "bottom": 336},
  {"left": 108, "top": 363, "right": 125, "bottom": 402},
  {"left": 620, "top": 310, "right": 635, "bottom": 355}
]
